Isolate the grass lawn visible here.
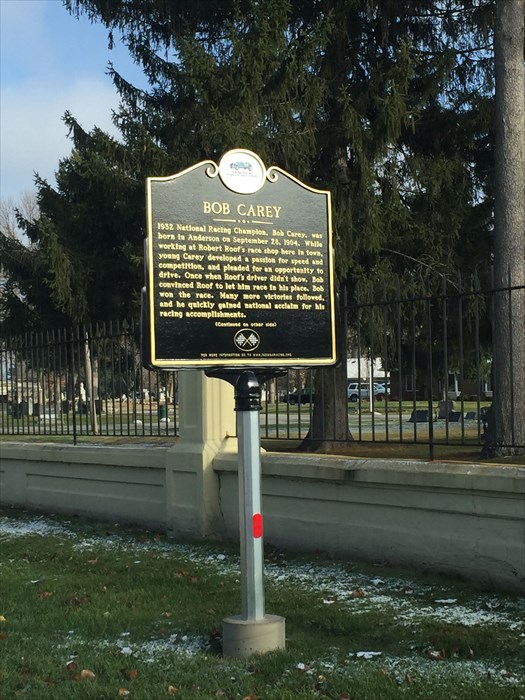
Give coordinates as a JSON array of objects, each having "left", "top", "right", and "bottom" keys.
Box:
[{"left": 0, "top": 507, "right": 524, "bottom": 699}]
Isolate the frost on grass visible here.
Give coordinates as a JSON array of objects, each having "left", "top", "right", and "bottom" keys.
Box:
[
  {"left": 134, "top": 633, "right": 206, "bottom": 661},
  {"left": 2, "top": 513, "right": 524, "bottom": 634},
  {"left": 370, "top": 653, "right": 525, "bottom": 689},
  {"left": 399, "top": 602, "right": 525, "bottom": 630},
  {"left": 61, "top": 630, "right": 206, "bottom": 663},
  {"left": 0, "top": 513, "right": 239, "bottom": 570},
  {"left": 266, "top": 559, "right": 525, "bottom": 634},
  {"left": 293, "top": 652, "right": 524, "bottom": 690},
  {"left": 111, "top": 631, "right": 206, "bottom": 661},
  {"left": 0, "top": 515, "right": 74, "bottom": 539},
  {"left": 2, "top": 510, "right": 524, "bottom": 688}
]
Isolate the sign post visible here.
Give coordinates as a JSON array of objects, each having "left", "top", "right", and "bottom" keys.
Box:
[
  {"left": 235, "top": 372, "right": 265, "bottom": 621},
  {"left": 142, "top": 149, "right": 337, "bottom": 657}
]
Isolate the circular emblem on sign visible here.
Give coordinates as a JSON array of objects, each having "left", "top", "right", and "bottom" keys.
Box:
[
  {"left": 218, "top": 149, "right": 266, "bottom": 194},
  {"left": 234, "top": 328, "right": 261, "bottom": 352}
]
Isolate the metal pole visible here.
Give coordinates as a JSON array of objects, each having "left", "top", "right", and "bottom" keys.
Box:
[{"left": 235, "top": 370, "right": 265, "bottom": 621}]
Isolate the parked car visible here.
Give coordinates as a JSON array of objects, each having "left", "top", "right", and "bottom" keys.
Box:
[
  {"left": 284, "top": 390, "right": 315, "bottom": 405},
  {"left": 347, "top": 381, "right": 389, "bottom": 402},
  {"left": 374, "top": 382, "right": 391, "bottom": 399}
]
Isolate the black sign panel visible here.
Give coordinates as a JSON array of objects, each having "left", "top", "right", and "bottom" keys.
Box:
[{"left": 144, "top": 149, "right": 336, "bottom": 369}]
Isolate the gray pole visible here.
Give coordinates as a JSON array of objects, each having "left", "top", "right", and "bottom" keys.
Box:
[
  {"left": 235, "top": 371, "right": 265, "bottom": 621},
  {"left": 222, "top": 370, "right": 285, "bottom": 657}
]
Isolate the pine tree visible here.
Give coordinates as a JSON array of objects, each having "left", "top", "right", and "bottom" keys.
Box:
[
  {"left": 59, "top": 0, "right": 496, "bottom": 445},
  {"left": 1, "top": 0, "right": 501, "bottom": 445}
]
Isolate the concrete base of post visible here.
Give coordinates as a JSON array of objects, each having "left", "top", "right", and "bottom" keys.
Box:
[{"left": 222, "top": 614, "right": 286, "bottom": 658}]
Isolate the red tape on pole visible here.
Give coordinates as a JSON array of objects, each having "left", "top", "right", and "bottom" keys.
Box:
[{"left": 252, "top": 513, "right": 263, "bottom": 538}]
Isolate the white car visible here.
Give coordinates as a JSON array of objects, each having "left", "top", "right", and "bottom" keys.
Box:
[{"left": 347, "top": 382, "right": 388, "bottom": 402}]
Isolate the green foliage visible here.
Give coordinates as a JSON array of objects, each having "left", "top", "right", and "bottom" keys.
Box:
[
  {"left": 2, "top": 2, "right": 496, "bottom": 332},
  {"left": 0, "top": 226, "right": 70, "bottom": 334},
  {"left": 67, "top": 0, "right": 495, "bottom": 282}
]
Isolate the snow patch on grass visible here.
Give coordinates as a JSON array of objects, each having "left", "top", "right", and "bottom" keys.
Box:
[
  {"left": 2, "top": 512, "right": 524, "bottom": 649},
  {"left": 135, "top": 633, "right": 206, "bottom": 661},
  {"left": 0, "top": 515, "right": 74, "bottom": 539},
  {"left": 60, "top": 630, "right": 206, "bottom": 663},
  {"left": 295, "top": 652, "right": 524, "bottom": 689}
]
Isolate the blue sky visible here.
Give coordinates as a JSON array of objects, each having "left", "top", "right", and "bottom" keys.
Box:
[{"left": 1, "top": 0, "right": 143, "bottom": 202}]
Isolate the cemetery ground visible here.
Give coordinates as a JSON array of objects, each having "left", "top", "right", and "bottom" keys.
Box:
[
  {"left": 4, "top": 396, "right": 524, "bottom": 465},
  {"left": 0, "top": 507, "right": 524, "bottom": 699}
]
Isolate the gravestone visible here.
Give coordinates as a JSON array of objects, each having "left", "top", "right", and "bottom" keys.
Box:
[
  {"left": 438, "top": 400, "right": 455, "bottom": 418},
  {"left": 409, "top": 409, "right": 429, "bottom": 423}
]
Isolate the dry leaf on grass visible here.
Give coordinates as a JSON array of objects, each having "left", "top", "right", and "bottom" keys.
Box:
[
  {"left": 121, "top": 667, "right": 139, "bottom": 680},
  {"left": 80, "top": 669, "right": 96, "bottom": 679},
  {"left": 65, "top": 595, "right": 91, "bottom": 606},
  {"left": 167, "top": 685, "right": 178, "bottom": 694},
  {"left": 426, "top": 648, "right": 446, "bottom": 660},
  {"left": 118, "top": 689, "right": 130, "bottom": 697}
]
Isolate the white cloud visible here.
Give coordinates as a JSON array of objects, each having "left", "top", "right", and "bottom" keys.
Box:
[
  {"left": 0, "top": 0, "right": 141, "bottom": 202},
  {"left": 1, "top": 76, "right": 120, "bottom": 200}
]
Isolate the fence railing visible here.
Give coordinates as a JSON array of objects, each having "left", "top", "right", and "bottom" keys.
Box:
[
  {"left": 1, "top": 277, "right": 523, "bottom": 456},
  {"left": 0, "top": 320, "right": 178, "bottom": 443}
]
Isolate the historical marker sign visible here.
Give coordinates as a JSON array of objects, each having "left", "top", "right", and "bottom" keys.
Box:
[{"left": 144, "top": 149, "right": 336, "bottom": 369}]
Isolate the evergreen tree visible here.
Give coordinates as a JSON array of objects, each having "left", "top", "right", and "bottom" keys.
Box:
[
  {"left": 60, "top": 0, "right": 496, "bottom": 445},
  {"left": 2, "top": 1, "right": 501, "bottom": 445},
  {"left": 0, "top": 194, "right": 69, "bottom": 333},
  {"left": 2, "top": 122, "right": 152, "bottom": 329}
]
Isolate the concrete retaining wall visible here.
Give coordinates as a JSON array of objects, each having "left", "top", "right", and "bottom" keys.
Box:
[
  {"left": 0, "top": 443, "right": 167, "bottom": 529},
  {"left": 1, "top": 441, "right": 523, "bottom": 591}
]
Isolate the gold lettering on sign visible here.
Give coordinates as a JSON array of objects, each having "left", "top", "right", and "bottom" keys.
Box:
[{"left": 154, "top": 204, "right": 328, "bottom": 325}]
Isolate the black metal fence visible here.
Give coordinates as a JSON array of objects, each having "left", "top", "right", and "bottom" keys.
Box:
[
  {"left": 1, "top": 276, "right": 523, "bottom": 456},
  {"left": 0, "top": 320, "right": 178, "bottom": 442}
]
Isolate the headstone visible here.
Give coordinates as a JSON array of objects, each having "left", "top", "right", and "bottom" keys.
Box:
[
  {"left": 438, "top": 400, "right": 455, "bottom": 418},
  {"left": 448, "top": 411, "right": 462, "bottom": 422},
  {"left": 409, "top": 409, "right": 429, "bottom": 423},
  {"left": 13, "top": 400, "right": 33, "bottom": 417}
]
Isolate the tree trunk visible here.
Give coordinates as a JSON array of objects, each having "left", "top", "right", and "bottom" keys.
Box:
[
  {"left": 300, "top": 290, "right": 352, "bottom": 451},
  {"left": 84, "top": 333, "right": 99, "bottom": 435},
  {"left": 486, "top": 0, "right": 525, "bottom": 456}
]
